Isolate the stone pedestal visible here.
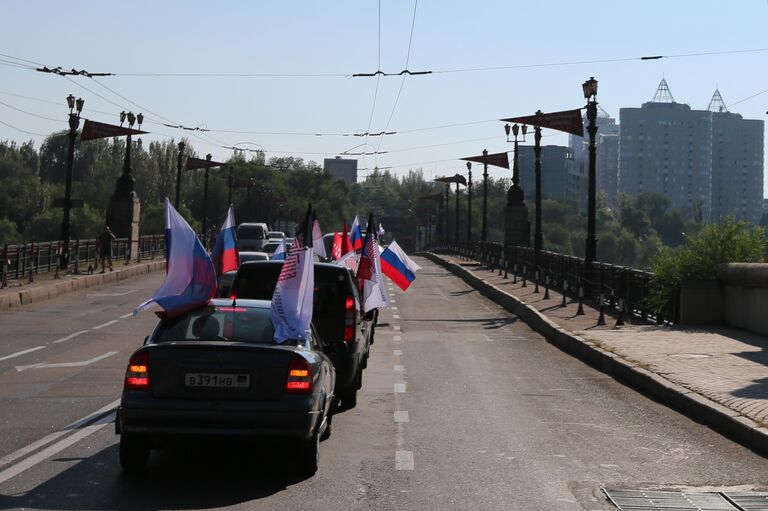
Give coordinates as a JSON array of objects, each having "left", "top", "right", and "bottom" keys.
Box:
[
  {"left": 504, "top": 185, "right": 530, "bottom": 252},
  {"left": 107, "top": 193, "right": 140, "bottom": 261}
]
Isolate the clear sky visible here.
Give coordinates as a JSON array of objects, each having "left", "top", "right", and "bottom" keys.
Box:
[{"left": 2, "top": 0, "right": 768, "bottom": 191}]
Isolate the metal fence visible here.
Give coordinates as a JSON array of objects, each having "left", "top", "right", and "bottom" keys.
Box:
[
  {"left": 1, "top": 234, "right": 166, "bottom": 286},
  {"left": 431, "top": 242, "right": 677, "bottom": 325}
]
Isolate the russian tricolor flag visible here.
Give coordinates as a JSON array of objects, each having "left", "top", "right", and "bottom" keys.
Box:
[
  {"left": 380, "top": 240, "right": 421, "bottom": 291},
  {"left": 211, "top": 204, "right": 239, "bottom": 276},
  {"left": 349, "top": 215, "right": 364, "bottom": 251},
  {"left": 134, "top": 198, "right": 217, "bottom": 318}
]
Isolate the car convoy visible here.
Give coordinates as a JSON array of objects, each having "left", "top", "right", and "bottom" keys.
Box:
[{"left": 117, "top": 224, "right": 381, "bottom": 476}]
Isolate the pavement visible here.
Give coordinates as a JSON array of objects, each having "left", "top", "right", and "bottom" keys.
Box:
[
  {"left": 0, "top": 258, "right": 166, "bottom": 309},
  {"left": 427, "top": 251, "right": 768, "bottom": 458}
]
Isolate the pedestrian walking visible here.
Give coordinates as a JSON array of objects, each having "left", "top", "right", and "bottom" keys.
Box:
[{"left": 99, "top": 225, "right": 116, "bottom": 273}]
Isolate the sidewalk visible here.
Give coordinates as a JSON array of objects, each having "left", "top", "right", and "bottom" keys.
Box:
[
  {"left": 427, "top": 252, "right": 768, "bottom": 456},
  {"left": 0, "top": 259, "right": 166, "bottom": 309}
]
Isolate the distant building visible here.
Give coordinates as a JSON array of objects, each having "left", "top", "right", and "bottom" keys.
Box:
[
  {"left": 324, "top": 157, "right": 358, "bottom": 183},
  {"left": 618, "top": 80, "right": 764, "bottom": 223},
  {"left": 518, "top": 145, "right": 586, "bottom": 203},
  {"left": 569, "top": 110, "right": 620, "bottom": 206}
]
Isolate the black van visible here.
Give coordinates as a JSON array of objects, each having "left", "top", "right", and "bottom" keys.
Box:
[{"left": 230, "top": 261, "right": 372, "bottom": 409}]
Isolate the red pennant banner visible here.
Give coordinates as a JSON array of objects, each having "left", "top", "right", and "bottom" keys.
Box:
[
  {"left": 79, "top": 119, "right": 148, "bottom": 141},
  {"left": 185, "top": 156, "right": 227, "bottom": 170},
  {"left": 459, "top": 151, "right": 510, "bottom": 169},
  {"left": 434, "top": 173, "right": 467, "bottom": 186},
  {"left": 501, "top": 108, "right": 584, "bottom": 137}
]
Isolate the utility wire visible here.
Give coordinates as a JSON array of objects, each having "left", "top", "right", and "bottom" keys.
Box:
[
  {"left": 0, "top": 119, "right": 49, "bottom": 137},
  {"left": 0, "top": 100, "right": 67, "bottom": 123},
  {"left": 376, "top": 0, "right": 419, "bottom": 156},
  {"left": 363, "top": 0, "right": 383, "bottom": 169}
]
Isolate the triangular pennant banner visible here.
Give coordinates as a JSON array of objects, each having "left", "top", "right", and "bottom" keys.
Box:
[
  {"left": 500, "top": 108, "right": 584, "bottom": 137},
  {"left": 185, "top": 156, "right": 227, "bottom": 170},
  {"left": 459, "top": 152, "right": 510, "bottom": 169},
  {"left": 80, "top": 119, "right": 148, "bottom": 141}
]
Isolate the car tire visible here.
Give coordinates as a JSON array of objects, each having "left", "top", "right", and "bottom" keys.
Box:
[
  {"left": 320, "top": 411, "right": 333, "bottom": 441},
  {"left": 119, "top": 434, "right": 150, "bottom": 473},
  {"left": 297, "top": 431, "right": 320, "bottom": 476},
  {"left": 342, "top": 387, "right": 358, "bottom": 409}
]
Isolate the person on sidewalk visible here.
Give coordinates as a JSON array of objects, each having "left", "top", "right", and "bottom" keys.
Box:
[{"left": 99, "top": 226, "right": 116, "bottom": 273}]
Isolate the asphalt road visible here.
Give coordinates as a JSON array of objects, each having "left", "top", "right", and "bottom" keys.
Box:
[{"left": 1, "top": 258, "right": 768, "bottom": 510}]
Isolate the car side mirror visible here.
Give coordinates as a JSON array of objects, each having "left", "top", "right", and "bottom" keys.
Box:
[{"left": 143, "top": 336, "right": 149, "bottom": 345}]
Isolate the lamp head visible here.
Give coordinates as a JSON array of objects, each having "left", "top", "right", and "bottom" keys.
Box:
[
  {"left": 136, "top": 113, "right": 143, "bottom": 127},
  {"left": 206, "top": 153, "right": 212, "bottom": 162},
  {"left": 75, "top": 98, "right": 84, "bottom": 114},
  {"left": 127, "top": 112, "right": 136, "bottom": 127},
  {"left": 512, "top": 123, "right": 519, "bottom": 137},
  {"left": 522, "top": 124, "right": 528, "bottom": 136},
  {"left": 66, "top": 94, "right": 75, "bottom": 111},
  {"left": 466, "top": 161, "right": 471, "bottom": 171},
  {"left": 504, "top": 123, "right": 511, "bottom": 139},
  {"left": 582, "top": 76, "right": 598, "bottom": 99},
  {"left": 119, "top": 111, "right": 126, "bottom": 125}
]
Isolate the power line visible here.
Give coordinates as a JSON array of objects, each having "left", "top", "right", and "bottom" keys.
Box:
[
  {"left": 0, "top": 100, "right": 67, "bottom": 123},
  {"left": 363, "top": 0, "right": 383, "bottom": 169},
  {"left": 0, "top": 119, "right": 49, "bottom": 137}
]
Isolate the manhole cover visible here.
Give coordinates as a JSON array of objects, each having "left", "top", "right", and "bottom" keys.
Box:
[{"left": 604, "top": 489, "right": 735, "bottom": 510}]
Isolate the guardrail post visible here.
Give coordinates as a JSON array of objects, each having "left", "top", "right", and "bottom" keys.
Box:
[
  {"left": 521, "top": 264, "right": 527, "bottom": 288},
  {"left": 73, "top": 239, "right": 80, "bottom": 275},
  {"left": 576, "top": 275, "right": 585, "bottom": 315},
  {"left": 1, "top": 244, "right": 7, "bottom": 288},
  {"left": 534, "top": 269, "right": 539, "bottom": 294},
  {"left": 503, "top": 258, "right": 508, "bottom": 279},
  {"left": 543, "top": 273, "right": 550, "bottom": 300},
  {"left": 27, "top": 243, "right": 34, "bottom": 283},
  {"left": 615, "top": 271, "right": 626, "bottom": 327},
  {"left": 597, "top": 265, "right": 606, "bottom": 326},
  {"left": 561, "top": 277, "right": 568, "bottom": 307}
]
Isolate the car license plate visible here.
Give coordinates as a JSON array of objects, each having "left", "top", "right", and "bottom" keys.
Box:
[{"left": 185, "top": 373, "right": 250, "bottom": 388}]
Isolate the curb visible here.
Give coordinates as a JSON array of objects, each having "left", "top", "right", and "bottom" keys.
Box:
[
  {"left": 0, "top": 260, "right": 166, "bottom": 310},
  {"left": 424, "top": 252, "right": 768, "bottom": 457}
]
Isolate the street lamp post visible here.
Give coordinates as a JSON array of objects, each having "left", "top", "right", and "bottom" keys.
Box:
[
  {"left": 175, "top": 141, "right": 186, "bottom": 208},
  {"left": 455, "top": 180, "right": 460, "bottom": 243},
  {"left": 533, "top": 111, "right": 543, "bottom": 268},
  {"left": 202, "top": 153, "right": 212, "bottom": 244},
  {"left": 59, "top": 94, "right": 84, "bottom": 269},
  {"left": 466, "top": 161, "right": 472, "bottom": 241},
  {"left": 443, "top": 183, "right": 450, "bottom": 243},
  {"left": 583, "top": 76, "right": 599, "bottom": 266},
  {"left": 481, "top": 149, "right": 489, "bottom": 242}
]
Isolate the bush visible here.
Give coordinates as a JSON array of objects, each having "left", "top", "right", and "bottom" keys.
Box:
[{"left": 648, "top": 218, "right": 766, "bottom": 315}]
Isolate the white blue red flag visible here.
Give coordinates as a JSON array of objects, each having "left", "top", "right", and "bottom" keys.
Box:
[
  {"left": 134, "top": 198, "right": 217, "bottom": 318},
  {"left": 381, "top": 240, "right": 421, "bottom": 291},
  {"left": 350, "top": 215, "right": 364, "bottom": 251},
  {"left": 271, "top": 207, "right": 315, "bottom": 343},
  {"left": 211, "top": 204, "right": 239, "bottom": 276},
  {"left": 271, "top": 238, "right": 290, "bottom": 261}
]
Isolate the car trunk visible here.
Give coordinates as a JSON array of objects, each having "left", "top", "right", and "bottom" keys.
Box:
[{"left": 147, "top": 343, "right": 293, "bottom": 401}]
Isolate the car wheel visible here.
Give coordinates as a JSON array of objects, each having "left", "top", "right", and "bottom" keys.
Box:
[
  {"left": 119, "top": 434, "right": 150, "bottom": 473},
  {"left": 320, "top": 411, "right": 333, "bottom": 441},
  {"left": 297, "top": 431, "right": 320, "bottom": 476},
  {"left": 342, "top": 387, "right": 358, "bottom": 409}
]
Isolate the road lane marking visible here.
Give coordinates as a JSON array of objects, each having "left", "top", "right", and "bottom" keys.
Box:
[
  {"left": 119, "top": 313, "right": 134, "bottom": 319},
  {"left": 393, "top": 349, "right": 402, "bottom": 355},
  {"left": 0, "top": 412, "right": 114, "bottom": 485},
  {"left": 0, "top": 398, "right": 120, "bottom": 470},
  {"left": 394, "top": 411, "right": 409, "bottom": 423},
  {"left": 92, "top": 319, "right": 119, "bottom": 330},
  {"left": 394, "top": 383, "right": 406, "bottom": 393},
  {"left": 391, "top": 306, "right": 398, "bottom": 310},
  {"left": 0, "top": 346, "right": 46, "bottom": 362},
  {"left": 390, "top": 299, "right": 397, "bottom": 303},
  {"left": 393, "top": 335, "right": 401, "bottom": 341},
  {"left": 52, "top": 330, "right": 89, "bottom": 344},
  {"left": 395, "top": 450, "right": 414, "bottom": 470},
  {"left": 86, "top": 289, "right": 137, "bottom": 297},
  {"left": 394, "top": 365, "right": 404, "bottom": 372},
  {"left": 16, "top": 351, "right": 118, "bottom": 372},
  {"left": 393, "top": 314, "right": 400, "bottom": 319},
  {"left": 393, "top": 325, "right": 401, "bottom": 331}
]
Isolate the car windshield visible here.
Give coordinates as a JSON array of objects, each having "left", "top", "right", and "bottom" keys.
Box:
[
  {"left": 154, "top": 305, "right": 275, "bottom": 344},
  {"left": 268, "top": 231, "right": 284, "bottom": 239},
  {"left": 240, "top": 252, "right": 268, "bottom": 262},
  {"left": 237, "top": 226, "right": 265, "bottom": 239},
  {"left": 262, "top": 242, "right": 281, "bottom": 253}
]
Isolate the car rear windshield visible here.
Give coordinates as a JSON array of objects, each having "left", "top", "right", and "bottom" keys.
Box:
[
  {"left": 236, "top": 266, "right": 352, "bottom": 317},
  {"left": 237, "top": 225, "right": 265, "bottom": 239},
  {"left": 154, "top": 306, "right": 275, "bottom": 344}
]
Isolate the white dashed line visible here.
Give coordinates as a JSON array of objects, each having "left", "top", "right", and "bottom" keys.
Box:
[
  {"left": 0, "top": 346, "right": 46, "bottom": 362},
  {"left": 394, "top": 383, "right": 406, "bottom": 393},
  {"left": 391, "top": 306, "right": 398, "bottom": 310},
  {"left": 15, "top": 351, "right": 118, "bottom": 372},
  {"left": 390, "top": 299, "right": 397, "bottom": 303},
  {"left": 52, "top": 330, "right": 89, "bottom": 344},
  {"left": 393, "top": 349, "right": 403, "bottom": 355},
  {"left": 394, "top": 365, "right": 405, "bottom": 372},
  {"left": 394, "top": 411, "right": 409, "bottom": 423},
  {"left": 92, "top": 320, "right": 118, "bottom": 330},
  {"left": 393, "top": 335, "right": 402, "bottom": 341},
  {"left": 393, "top": 325, "right": 401, "bottom": 331},
  {"left": 119, "top": 313, "right": 133, "bottom": 319},
  {"left": 395, "top": 450, "right": 414, "bottom": 470},
  {"left": 393, "top": 314, "right": 400, "bottom": 319}
]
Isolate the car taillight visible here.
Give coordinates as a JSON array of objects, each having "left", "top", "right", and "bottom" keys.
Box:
[
  {"left": 124, "top": 351, "right": 150, "bottom": 391},
  {"left": 285, "top": 355, "right": 313, "bottom": 394},
  {"left": 229, "top": 292, "right": 237, "bottom": 299},
  {"left": 344, "top": 295, "right": 355, "bottom": 342}
]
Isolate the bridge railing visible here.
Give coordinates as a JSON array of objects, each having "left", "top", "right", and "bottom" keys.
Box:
[
  {"left": 1, "top": 234, "right": 166, "bottom": 286},
  {"left": 430, "top": 242, "right": 677, "bottom": 325}
]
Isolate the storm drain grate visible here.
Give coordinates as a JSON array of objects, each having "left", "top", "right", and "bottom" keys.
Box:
[
  {"left": 603, "top": 489, "right": 738, "bottom": 510},
  {"left": 722, "top": 493, "right": 768, "bottom": 510}
]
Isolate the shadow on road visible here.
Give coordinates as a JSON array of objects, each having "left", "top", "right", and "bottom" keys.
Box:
[{"left": 0, "top": 440, "right": 311, "bottom": 510}]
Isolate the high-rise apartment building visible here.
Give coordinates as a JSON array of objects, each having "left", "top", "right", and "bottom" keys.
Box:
[
  {"left": 569, "top": 110, "right": 620, "bottom": 206},
  {"left": 618, "top": 79, "right": 764, "bottom": 223},
  {"left": 516, "top": 145, "right": 572, "bottom": 202}
]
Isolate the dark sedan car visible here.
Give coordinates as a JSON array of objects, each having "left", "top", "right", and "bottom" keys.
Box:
[
  {"left": 116, "top": 299, "right": 335, "bottom": 476},
  {"left": 230, "top": 261, "right": 372, "bottom": 409}
]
